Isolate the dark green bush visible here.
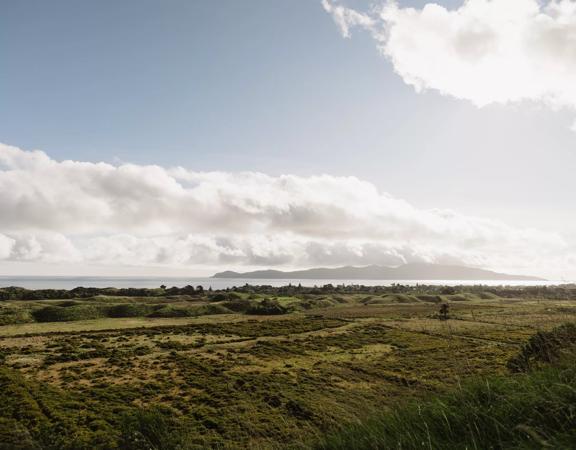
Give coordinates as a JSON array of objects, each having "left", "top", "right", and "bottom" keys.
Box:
[
  {"left": 108, "top": 304, "right": 154, "bottom": 318},
  {"left": 507, "top": 323, "right": 576, "bottom": 372},
  {"left": 149, "top": 304, "right": 230, "bottom": 318},
  {"left": 31, "top": 305, "right": 108, "bottom": 322},
  {"left": 222, "top": 298, "right": 257, "bottom": 313},
  {"left": 246, "top": 299, "right": 288, "bottom": 315},
  {"left": 208, "top": 293, "right": 227, "bottom": 302}
]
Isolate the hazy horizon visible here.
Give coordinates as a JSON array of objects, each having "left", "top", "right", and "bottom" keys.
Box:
[{"left": 2, "top": 0, "right": 576, "bottom": 279}]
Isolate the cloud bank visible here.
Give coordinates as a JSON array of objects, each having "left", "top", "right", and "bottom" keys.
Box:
[
  {"left": 323, "top": 0, "right": 576, "bottom": 121},
  {"left": 0, "top": 143, "right": 571, "bottom": 277}
]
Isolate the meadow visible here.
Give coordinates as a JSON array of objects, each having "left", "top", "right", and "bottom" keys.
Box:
[{"left": 0, "top": 283, "right": 575, "bottom": 449}]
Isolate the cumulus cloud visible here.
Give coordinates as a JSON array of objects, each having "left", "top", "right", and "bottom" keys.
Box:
[
  {"left": 0, "top": 234, "right": 15, "bottom": 260},
  {"left": 0, "top": 142, "right": 572, "bottom": 276},
  {"left": 323, "top": 0, "right": 576, "bottom": 119}
]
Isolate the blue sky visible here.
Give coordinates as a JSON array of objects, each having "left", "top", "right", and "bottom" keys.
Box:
[
  {"left": 1, "top": 0, "right": 576, "bottom": 277},
  {"left": 2, "top": 0, "right": 575, "bottom": 232},
  {"left": 2, "top": 0, "right": 393, "bottom": 167}
]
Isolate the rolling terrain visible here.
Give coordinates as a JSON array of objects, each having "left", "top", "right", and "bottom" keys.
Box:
[{"left": 0, "top": 283, "right": 574, "bottom": 448}]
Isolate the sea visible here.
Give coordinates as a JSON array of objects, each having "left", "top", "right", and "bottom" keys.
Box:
[{"left": 0, "top": 277, "right": 570, "bottom": 290}]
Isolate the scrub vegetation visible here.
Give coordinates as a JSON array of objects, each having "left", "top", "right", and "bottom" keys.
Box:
[{"left": 0, "top": 283, "right": 575, "bottom": 449}]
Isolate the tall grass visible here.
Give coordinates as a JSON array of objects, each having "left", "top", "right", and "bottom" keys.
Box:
[{"left": 317, "top": 356, "right": 576, "bottom": 449}]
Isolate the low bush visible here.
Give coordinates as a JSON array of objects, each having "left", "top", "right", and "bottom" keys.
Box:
[
  {"left": 246, "top": 299, "right": 289, "bottom": 315},
  {"left": 417, "top": 294, "right": 442, "bottom": 303},
  {"left": 221, "top": 298, "right": 256, "bottom": 313},
  {"left": 31, "top": 304, "right": 108, "bottom": 322},
  {"left": 149, "top": 304, "right": 230, "bottom": 318},
  {"left": 108, "top": 303, "right": 155, "bottom": 318},
  {"left": 507, "top": 322, "right": 576, "bottom": 372},
  {"left": 0, "top": 308, "right": 33, "bottom": 325}
]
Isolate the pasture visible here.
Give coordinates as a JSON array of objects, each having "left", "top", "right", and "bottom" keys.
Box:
[{"left": 0, "top": 284, "right": 575, "bottom": 448}]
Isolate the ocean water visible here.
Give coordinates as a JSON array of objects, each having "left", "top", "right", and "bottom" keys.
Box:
[{"left": 0, "top": 276, "right": 569, "bottom": 290}]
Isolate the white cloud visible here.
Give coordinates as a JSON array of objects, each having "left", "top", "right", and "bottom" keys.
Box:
[
  {"left": 0, "top": 142, "right": 572, "bottom": 277},
  {"left": 0, "top": 234, "right": 15, "bottom": 260},
  {"left": 9, "top": 233, "right": 82, "bottom": 263},
  {"left": 321, "top": 0, "right": 375, "bottom": 38},
  {"left": 323, "top": 0, "right": 576, "bottom": 118}
]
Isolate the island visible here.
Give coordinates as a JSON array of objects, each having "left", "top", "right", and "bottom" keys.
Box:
[{"left": 212, "top": 263, "right": 544, "bottom": 281}]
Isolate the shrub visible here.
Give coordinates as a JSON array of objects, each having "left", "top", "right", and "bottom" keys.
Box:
[
  {"left": 0, "top": 308, "right": 33, "bottom": 325},
  {"left": 222, "top": 298, "right": 255, "bottom": 313},
  {"left": 148, "top": 305, "right": 196, "bottom": 318},
  {"left": 108, "top": 304, "right": 154, "bottom": 318},
  {"left": 203, "top": 304, "right": 232, "bottom": 315},
  {"left": 149, "top": 304, "right": 230, "bottom": 318},
  {"left": 31, "top": 305, "right": 108, "bottom": 322},
  {"left": 417, "top": 294, "right": 442, "bottom": 303},
  {"left": 226, "top": 292, "right": 243, "bottom": 300},
  {"left": 119, "top": 408, "right": 190, "bottom": 450},
  {"left": 507, "top": 323, "right": 576, "bottom": 372},
  {"left": 55, "top": 300, "right": 81, "bottom": 307},
  {"left": 208, "top": 293, "right": 227, "bottom": 302},
  {"left": 246, "top": 299, "right": 288, "bottom": 315}
]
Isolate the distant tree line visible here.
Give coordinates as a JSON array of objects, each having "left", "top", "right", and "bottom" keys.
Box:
[
  {"left": 221, "top": 283, "right": 576, "bottom": 300},
  {"left": 0, "top": 285, "right": 206, "bottom": 301},
  {"left": 1, "top": 282, "right": 575, "bottom": 301}
]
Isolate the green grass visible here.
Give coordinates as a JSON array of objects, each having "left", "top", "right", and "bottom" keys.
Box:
[
  {"left": 317, "top": 355, "right": 576, "bottom": 450},
  {"left": 0, "top": 366, "right": 122, "bottom": 449},
  {"left": 5, "top": 350, "right": 574, "bottom": 449},
  {"left": 0, "top": 316, "right": 238, "bottom": 336},
  {"left": 2, "top": 286, "right": 576, "bottom": 449}
]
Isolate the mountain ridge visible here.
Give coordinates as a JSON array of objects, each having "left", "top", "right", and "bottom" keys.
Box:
[{"left": 212, "top": 263, "right": 544, "bottom": 281}]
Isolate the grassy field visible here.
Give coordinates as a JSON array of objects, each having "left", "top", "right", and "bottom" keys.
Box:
[{"left": 0, "top": 285, "right": 575, "bottom": 449}]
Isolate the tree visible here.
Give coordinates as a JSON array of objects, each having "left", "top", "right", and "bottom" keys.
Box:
[{"left": 439, "top": 303, "right": 450, "bottom": 321}]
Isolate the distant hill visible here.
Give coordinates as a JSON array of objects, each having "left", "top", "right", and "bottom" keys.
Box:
[{"left": 212, "top": 263, "right": 544, "bottom": 281}]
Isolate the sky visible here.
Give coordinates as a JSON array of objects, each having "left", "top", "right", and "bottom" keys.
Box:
[{"left": 1, "top": 0, "right": 576, "bottom": 279}]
